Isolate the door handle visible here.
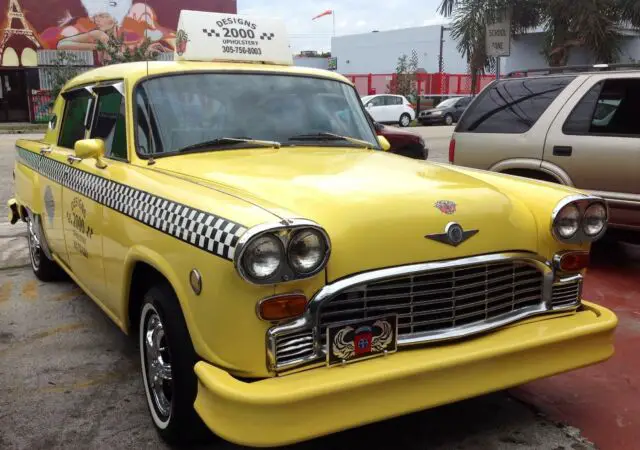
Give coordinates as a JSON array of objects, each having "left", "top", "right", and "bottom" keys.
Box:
[
  {"left": 553, "top": 146, "right": 572, "bottom": 157},
  {"left": 39, "top": 146, "right": 52, "bottom": 155},
  {"left": 67, "top": 156, "right": 82, "bottom": 164}
]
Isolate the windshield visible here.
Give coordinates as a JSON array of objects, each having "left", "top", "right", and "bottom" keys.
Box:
[
  {"left": 436, "top": 98, "right": 459, "bottom": 108},
  {"left": 135, "top": 73, "right": 379, "bottom": 156}
]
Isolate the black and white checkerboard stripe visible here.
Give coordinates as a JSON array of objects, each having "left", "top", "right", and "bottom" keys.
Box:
[
  {"left": 203, "top": 28, "right": 221, "bottom": 37},
  {"left": 259, "top": 32, "right": 275, "bottom": 41},
  {"left": 16, "top": 147, "right": 247, "bottom": 261}
]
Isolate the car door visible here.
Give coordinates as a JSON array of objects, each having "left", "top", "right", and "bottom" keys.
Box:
[
  {"left": 385, "top": 95, "right": 403, "bottom": 122},
  {"left": 56, "top": 85, "right": 107, "bottom": 302},
  {"left": 454, "top": 97, "right": 471, "bottom": 121},
  {"left": 365, "top": 96, "right": 386, "bottom": 122},
  {"left": 88, "top": 82, "right": 134, "bottom": 314},
  {"left": 544, "top": 75, "right": 640, "bottom": 197},
  {"left": 36, "top": 113, "right": 71, "bottom": 266}
]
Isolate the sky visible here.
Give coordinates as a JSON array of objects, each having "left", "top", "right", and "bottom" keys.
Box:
[{"left": 238, "top": 0, "right": 449, "bottom": 53}]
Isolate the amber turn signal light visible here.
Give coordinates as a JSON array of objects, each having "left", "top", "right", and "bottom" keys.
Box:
[
  {"left": 555, "top": 251, "right": 590, "bottom": 272},
  {"left": 258, "top": 294, "right": 307, "bottom": 321}
]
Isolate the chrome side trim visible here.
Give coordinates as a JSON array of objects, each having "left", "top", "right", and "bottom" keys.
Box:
[
  {"left": 267, "top": 252, "right": 559, "bottom": 374},
  {"left": 234, "top": 219, "right": 331, "bottom": 285},
  {"left": 551, "top": 194, "right": 609, "bottom": 244}
]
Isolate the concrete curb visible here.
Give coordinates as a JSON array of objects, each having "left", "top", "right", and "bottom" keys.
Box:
[{"left": 0, "top": 221, "right": 29, "bottom": 269}]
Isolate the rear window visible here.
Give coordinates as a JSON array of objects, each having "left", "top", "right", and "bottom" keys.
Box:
[{"left": 456, "top": 76, "right": 575, "bottom": 134}]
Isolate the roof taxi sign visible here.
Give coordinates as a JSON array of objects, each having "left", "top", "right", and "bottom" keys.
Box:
[{"left": 175, "top": 10, "right": 293, "bottom": 66}]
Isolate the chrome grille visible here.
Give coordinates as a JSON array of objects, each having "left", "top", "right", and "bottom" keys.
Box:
[
  {"left": 552, "top": 278, "right": 582, "bottom": 308},
  {"left": 273, "top": 331, "right": 315, "bottom": 367},
  {"left": 318, "top": 261, "right": 544, "bottom": 340}
]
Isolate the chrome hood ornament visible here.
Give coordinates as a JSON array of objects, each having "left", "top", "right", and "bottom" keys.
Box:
[{"left": 426, "top": 222, "right": 478, "bottom": 247}]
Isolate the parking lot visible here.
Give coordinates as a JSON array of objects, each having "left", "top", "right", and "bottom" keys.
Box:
[{"left": 1, "top": 128, "right": 639, "bottom": 450}]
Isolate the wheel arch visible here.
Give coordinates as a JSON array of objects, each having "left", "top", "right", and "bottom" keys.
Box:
[
  {"left": 123, "top": 246, "right": 192, "bottom": 337},
  {"left": 489, "top": 158, "right": 574, "bottom": 186}
]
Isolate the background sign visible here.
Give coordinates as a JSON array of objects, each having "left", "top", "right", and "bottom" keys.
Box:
[
  {"left": 175, "top": 10, "right": 293, "bottom": 65},
  {"left": 485, "top": 10, "right": 511, "bottom": 58},
  {"left": 328, "top": 56, "right": 337, "bottom": 70}
]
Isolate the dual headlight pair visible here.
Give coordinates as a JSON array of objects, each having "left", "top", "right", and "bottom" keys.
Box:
[
  {"left": 234, "top": 220, "right": 331, "bottom": 284},
  {"left": 552, "top": 196, "right": 608, "bottom": 243}
]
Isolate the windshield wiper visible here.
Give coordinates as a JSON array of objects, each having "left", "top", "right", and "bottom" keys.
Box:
[
  {"left": 288, "top": 132, "right": 374, "bottom": 149},
  {"left": 176, "top": 137, "right": 281, "bottom": 153}
]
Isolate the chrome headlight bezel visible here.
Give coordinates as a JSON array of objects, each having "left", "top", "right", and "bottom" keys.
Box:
[
  {"left": 234, "top": 219, "right": 331, "bottom": 285},
  {"left": 551, "top": 195, "right": 609, "bottom": 244}
]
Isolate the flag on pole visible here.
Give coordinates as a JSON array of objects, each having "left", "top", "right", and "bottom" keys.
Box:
[{"left": 312, "top": 10, "right": 333, "bottom": 20}]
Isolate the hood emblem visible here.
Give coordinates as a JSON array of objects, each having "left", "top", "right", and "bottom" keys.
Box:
[
  {"left": 426, "top": 222, "right": 478, "bottom": 247},
  {"left": 435, "top": 200, "right": 456, "bottom": 215}
]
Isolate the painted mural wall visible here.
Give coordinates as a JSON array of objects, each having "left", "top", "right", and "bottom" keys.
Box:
[{"left": 0, "top": 0, "right": 237, "bottom": 66}]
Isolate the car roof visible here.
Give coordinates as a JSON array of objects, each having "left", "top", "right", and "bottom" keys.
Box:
[{"left": 64, "top": 61, "right": 353, "bottom": 91}]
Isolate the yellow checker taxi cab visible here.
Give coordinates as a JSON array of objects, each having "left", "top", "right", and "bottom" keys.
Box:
[{"left": 8, "top": 10, "right": 618, "bottom": 448}]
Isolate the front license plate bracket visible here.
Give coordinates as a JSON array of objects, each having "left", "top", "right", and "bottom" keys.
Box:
[{"left": 326, "top": 314, "right": 398, "bottom": 367}]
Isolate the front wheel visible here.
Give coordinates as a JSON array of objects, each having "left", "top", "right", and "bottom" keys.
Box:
[
  {"left": 399, "top": 113, "right": 411, "bottom": 127},
  {"left": 139, "top": 283, "right": 211, "bottom": 445},
  {"left": 444, "top": 114, "right": 454, "bottom": 126}
]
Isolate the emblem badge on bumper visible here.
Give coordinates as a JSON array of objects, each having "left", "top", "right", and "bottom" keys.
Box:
[{"left": 426, "top": 222, "right": 478, "bottom": 247}]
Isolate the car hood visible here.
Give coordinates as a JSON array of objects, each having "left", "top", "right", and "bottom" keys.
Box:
[
  {"left": 378, "top": 124, "right": 419, "bottom": 138},
  {"left": 422, "top": 107, "right": 449, "bottom": 113},
  {"left": 150, "top": 148, "right": 539, "bottom": 281}
]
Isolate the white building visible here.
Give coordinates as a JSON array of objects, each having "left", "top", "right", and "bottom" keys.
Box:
[{"left": 330, "top": 25, "right": 640, "bottom": 75}]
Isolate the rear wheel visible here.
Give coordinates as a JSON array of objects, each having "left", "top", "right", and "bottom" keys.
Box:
[
  {"left": 399, "top": 113, "right": 411, "bottom": 127},
  {"left": 139, "top": 282, "right": 211, "bottom": 445},
  {"left": 27, "top": 215, "right": 63, "bottom": 281}
]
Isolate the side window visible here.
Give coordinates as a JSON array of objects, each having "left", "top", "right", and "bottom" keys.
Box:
[
  {"left": 58, "top": 91, "right": 91, "bottom": 149},
  {"left": 456, "top": 76, "right": 576, "bottom": 134},
  {"left": 91, "top": 89, "right": 127, "bottom": 160},
  {"left": 368, "top": 96, "right": 384, "bottom": 107},
  {"left": 385, "top": 96, "right": 402, "bottom": 106},
  {"left": 564, "top": 78, "right": 640, "bottom": 137}
]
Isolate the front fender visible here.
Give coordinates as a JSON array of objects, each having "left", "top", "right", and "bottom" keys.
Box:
[{"left": 122, "top": 244, "right": 276, "bottom": 377}]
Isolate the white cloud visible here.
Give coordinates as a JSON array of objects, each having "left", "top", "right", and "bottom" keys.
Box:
[{"left": 238, "top": 0, "right": 446, "bottom": 53}]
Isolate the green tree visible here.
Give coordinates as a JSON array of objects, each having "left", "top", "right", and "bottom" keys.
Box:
[
  {"left": 46, "top": 51, "right": 86, "bottom": 107},
  {"left": 389, "top": 51, "right": 420, "bottom": 96},
  {"left": 438, "top": 0, "right": 640, "bottom": 92},
  {"left": 96, "top": 32, "right": 159, "bottom": 65}
]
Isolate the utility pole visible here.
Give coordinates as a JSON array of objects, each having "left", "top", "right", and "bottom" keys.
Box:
[{"left": 438, "top": 25, "right": 446, "bottom": 73}]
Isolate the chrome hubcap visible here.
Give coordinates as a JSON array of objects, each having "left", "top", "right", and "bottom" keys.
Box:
[
  {"left": 143, "top": 311, "right": 173, "bottom": 419},
  {"left": 27, "top": 219, "right": 41, "bottom": 270},
  {"left": 401, "top": 116, "right": 409, "bottom": 126}
]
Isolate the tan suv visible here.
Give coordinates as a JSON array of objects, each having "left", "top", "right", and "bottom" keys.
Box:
[{"left": 449, "top": 64, "right": 640, "bottom": 231}]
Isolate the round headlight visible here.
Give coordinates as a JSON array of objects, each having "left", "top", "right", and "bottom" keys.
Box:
[
  {"left": 583, "top": 203, "right": 607, "bottom": 237},
  {"left": 243, "top": 235, "right": 283, "bottom": 280},
  {"left": 554, "top": 203, "right": 580, "bottom": 239},
  {"left": 288, "top": 229, "right": 327, "bottom": 274}
]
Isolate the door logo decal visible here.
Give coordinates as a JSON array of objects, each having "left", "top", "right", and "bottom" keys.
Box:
[{"left": 44, "top": 185, "right": 55, "bottom": 223}]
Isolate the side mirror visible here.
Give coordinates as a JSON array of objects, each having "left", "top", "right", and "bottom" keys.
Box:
[
  {"left": 366, "top": 102, "right": 373, "bottom": 108},
  {"left": 74, "top": 139, "right": 107, "bottom": 168},
  {"left": 377, "top": 135, "right": 391, "bottom": 151}
]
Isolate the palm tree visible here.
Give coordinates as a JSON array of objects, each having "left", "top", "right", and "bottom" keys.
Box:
[{"left": 438, "top": 0, "right": 640, "bottom": 92}]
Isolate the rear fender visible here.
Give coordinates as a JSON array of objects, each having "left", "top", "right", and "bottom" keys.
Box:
[{"left": 14, "top": 140, "right": 47, "bottom": 215}]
